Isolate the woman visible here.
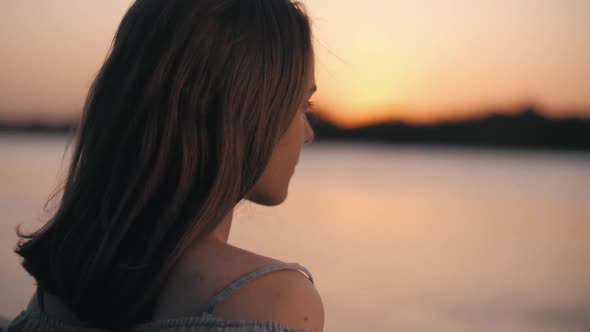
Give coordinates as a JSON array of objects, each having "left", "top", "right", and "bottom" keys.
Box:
[{"left": 6, "top": 0, "right": 323, "bottom": 330}]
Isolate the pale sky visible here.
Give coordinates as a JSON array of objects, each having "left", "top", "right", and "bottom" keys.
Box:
[{"left": 1, "top": 0, "right": 589, "bottom": 125}]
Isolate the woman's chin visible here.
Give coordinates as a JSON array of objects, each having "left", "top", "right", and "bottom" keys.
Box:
[{"left": 245, "top": 188, "right": 289, "bottom": 206}]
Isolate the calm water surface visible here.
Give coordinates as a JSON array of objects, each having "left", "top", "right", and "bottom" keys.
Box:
[{"left": 1, "top": 135, "right": 589, "bottom": 332}]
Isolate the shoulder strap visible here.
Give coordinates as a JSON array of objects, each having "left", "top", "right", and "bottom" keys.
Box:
[{"left": 205, "top": 262, "right": 314, "bottom": 314}]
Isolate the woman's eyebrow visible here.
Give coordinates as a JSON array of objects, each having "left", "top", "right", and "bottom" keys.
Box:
[{"left": 309, "top": 85, "right": 317, "bottom": 94}]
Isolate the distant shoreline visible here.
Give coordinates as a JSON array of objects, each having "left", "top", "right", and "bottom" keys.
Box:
[
  {"left": 1, "top": 106, "right": 589, "bottom": 151},
  {"left": 0, "top": 122, "right": 77, "bottom": 135},
  {"left": 308, "top": 106, "right": 590, "bottom": 151}
]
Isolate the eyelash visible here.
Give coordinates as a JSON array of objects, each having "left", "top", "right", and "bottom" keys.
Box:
[{"left": 302, "top": 101, "right": 318, "bottom": 125}]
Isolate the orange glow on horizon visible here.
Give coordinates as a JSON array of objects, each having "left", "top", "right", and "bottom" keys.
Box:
[{"left": 313, "top": 100, "right": 590, "bottom": 129}]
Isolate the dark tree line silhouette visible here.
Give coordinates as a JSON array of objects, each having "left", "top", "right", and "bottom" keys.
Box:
[{"left": 310, "top": 106, "right": 590, "bottom": 150}]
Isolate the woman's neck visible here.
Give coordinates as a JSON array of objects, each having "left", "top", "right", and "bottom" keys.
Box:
[{"left": 209, "top": 208, "right": 234, "bottom": 243}]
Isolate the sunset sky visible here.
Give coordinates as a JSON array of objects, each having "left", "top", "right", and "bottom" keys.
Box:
[{"left": 1, "top": 0, "right": 589, "bottom": 126}]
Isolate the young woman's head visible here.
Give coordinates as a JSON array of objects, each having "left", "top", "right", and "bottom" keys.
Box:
[{"left": 15, "top": 0, "right": 315, "bottom": 328}]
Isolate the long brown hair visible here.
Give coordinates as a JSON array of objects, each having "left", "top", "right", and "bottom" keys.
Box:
[{"left": 14, "top": 0, "right": 313, "bottom": 328}]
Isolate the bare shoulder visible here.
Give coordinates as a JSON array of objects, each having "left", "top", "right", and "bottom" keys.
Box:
[
  {"left": 212, "top": 266, "right": 324, "bottom": 332},
  {"left": 154, "top": 240, "right": 323, "bottom": 330}
]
